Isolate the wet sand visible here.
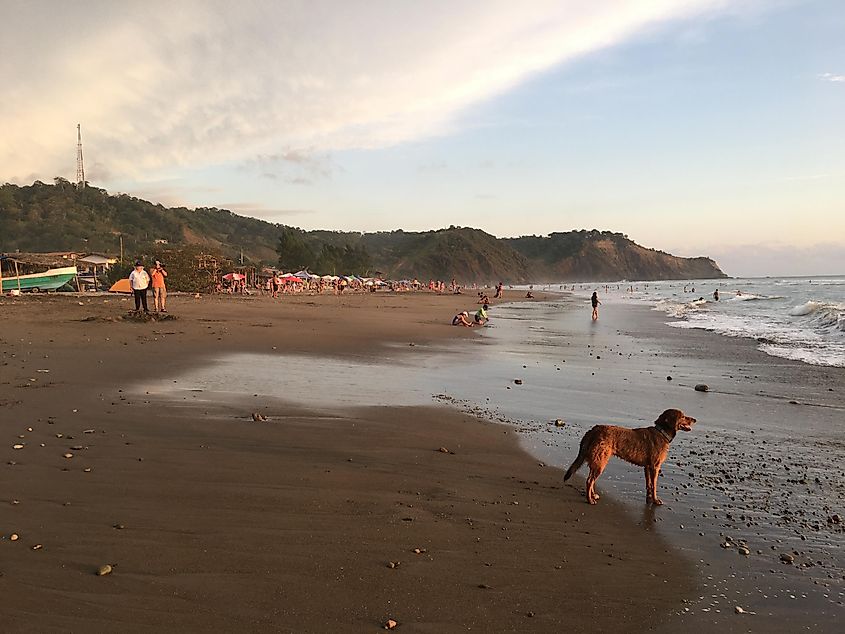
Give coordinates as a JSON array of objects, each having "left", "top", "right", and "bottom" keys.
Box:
[{"left": 1, "top": 292, "right": 692, "bottom": 633}]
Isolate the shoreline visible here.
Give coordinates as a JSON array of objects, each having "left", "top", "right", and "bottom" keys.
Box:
[{"left": 0, "top": 292, "right": 694, "bottom": 632}]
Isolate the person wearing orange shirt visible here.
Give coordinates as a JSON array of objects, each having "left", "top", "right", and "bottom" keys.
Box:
[{"left": 151, "top": 260, "right": 168, "bottom": 312}]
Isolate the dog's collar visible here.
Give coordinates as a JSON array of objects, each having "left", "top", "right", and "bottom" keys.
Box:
[{"left": 655, "top": 426, "right": 673, "bottom": 442}]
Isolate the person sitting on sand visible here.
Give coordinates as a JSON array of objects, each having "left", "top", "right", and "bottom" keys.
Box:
[
  {"left": 591, "top": 291, "right": 601, "bottom": 321},
  {"left": 478, "top": 293, "right": 489, "bottom": 304},
  {"left": 452, "top": 311, "right": 473, "bottom": 327},
  {"left": 526, "top": 291, "right": 534, "bottom": 299},
  {"left": 474, "top": 304, "right": 489, "bottom": 325}
]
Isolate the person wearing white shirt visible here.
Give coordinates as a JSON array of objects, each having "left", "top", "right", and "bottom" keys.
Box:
[{"left": 128, "top": 261, "right": 151, "bottom": 313}]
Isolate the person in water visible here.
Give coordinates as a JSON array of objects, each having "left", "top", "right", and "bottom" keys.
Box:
[
  {"left": 452, "top": 311, "right": 473, "bottom": 327},
  {"left": 591, "top": 291, "right": 601, "bottom": 321},
  {"left": 713, "top": 289, "right": 720, "bottom": 301}
]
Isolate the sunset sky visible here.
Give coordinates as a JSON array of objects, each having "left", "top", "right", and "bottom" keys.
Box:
[{"left": 1, "top": 0, "right": 843, "bottom": 275}]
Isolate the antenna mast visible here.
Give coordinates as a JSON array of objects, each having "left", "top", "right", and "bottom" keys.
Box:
[{"left": 76, "top": 123, "right": 85, "bottom": 189}]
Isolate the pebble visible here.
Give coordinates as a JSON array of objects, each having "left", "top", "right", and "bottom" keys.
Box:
[
  {"left": 513, "top": 379, "right": 523, "bottom": 385},
  {"left": 438, "top": 447, "right": 450, "bottom": 453},
  {"left": 63, "top": 453, "right": 74, "bottom": 459},
  {"left": 96, "top": 564, "right": 113, "bottom": 576},
  {"left": 31, "top": 544, "right": 43, "bottom": 550},
  {"left": 10, "top": 533, "right": 19, "bottom": 541},
  {"left": 384, "top": 619, "right": 397, "bottom": 630},
  {"left": 12, "top": 444, "right": 24, "bottom": 450},
  {"left": 554, "top": 419, "right": 565, "bottom": 427},
  {"left": 780, "top": 553, "right": 795, "bottom": 564},
  {"left": 251, "top": 412, "right": 266, "bottom": 422},
  {"left": 387, "top": 561, "right": 400, "bottom": 569},
  {"left": 694, "top": 384, "right": 709, "bottom": 392},
  {"left": 738, "top": 547, "right": 750, "bottom": 556}
]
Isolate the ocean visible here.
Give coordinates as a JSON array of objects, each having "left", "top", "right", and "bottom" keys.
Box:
[{"left": 544, "top": 276, "right": 845, "bottom": 368}]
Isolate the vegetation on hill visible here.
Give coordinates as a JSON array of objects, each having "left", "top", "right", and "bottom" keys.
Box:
[{"left": 0, "top": 181, "right": 727, "bottom": 282}]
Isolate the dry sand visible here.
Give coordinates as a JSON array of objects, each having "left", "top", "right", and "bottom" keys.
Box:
[{"left": 1, "top": 292, "right": 692, "bottom": 633}]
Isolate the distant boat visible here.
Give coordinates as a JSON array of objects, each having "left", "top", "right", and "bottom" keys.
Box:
[{"left": 1, "top": 265, "right": 78, "bottom": 292}]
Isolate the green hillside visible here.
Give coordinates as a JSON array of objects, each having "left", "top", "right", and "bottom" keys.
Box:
[{"left": 0, "top": 181, "right": 727, "bottom": 282}]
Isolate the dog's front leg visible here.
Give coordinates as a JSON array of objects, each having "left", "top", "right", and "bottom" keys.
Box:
[
  {"left": 644, "top": 466, "right": 654, "bottom": 504},
  {"left": 650, "top": 465, "right": 663, "bottom": 506}
]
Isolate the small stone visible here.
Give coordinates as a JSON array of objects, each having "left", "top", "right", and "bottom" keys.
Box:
[
  {"left": 10, "top": 533, "right": 19, "bottom": 541},
  {"left": 554, "top": 419, "right": 565, "bottom": 427},
  {"left": 513, "top": 379, "right": 523, "bottom": 385},
  {"left": 438, "top": 447, "right": 450, "bottom": 453},
  {"left": 387, "top": 561, "right": 400, "bottom": 569},
  {"left": 412, "top": 548, "right": 427, "bottom": 554},
  {"left": 31, "top": 544, "right": 43, "bottom": 550},
  {"left": 12, "top": 444, "right": 24, "bottom": 450},
  {"left": 384, "top": 619, "right": 397, "bottom": 630},
  {"left": 97, "top": 564, "right": 113, "bottom": 576},
  {"left": 830, "top": 514, "right": 841, "bottom": 524},
  {"left": 251, "top": 412, "right": 266, "bottom": 422},
  {"left": 63, "top": 453, "right": 74, "bottom": 459},
  {"left": 70, "top": 445, "right": 84, "bottom": 451},
  {"left": 113, "top": 523, "right": 125, "bottom": 530},
  {"left": 780, "top": 553, "right": 795, "bottom": 564},
  {"left": 478, "top": 583, "right": 492, "bottom": 589},
  {"left": 738, "top": 547, "right": 750, "bottom": 556},
  {"left": 83, "top": 468, "right": 92, "bottom": 473},
  {"left": 666, "top": 376, "right": 672, "bottom": 381},
  {"left": 735, "top": 606, "right": 747, "bottom": 614},
  {"left": 694, "top": 384, "right": 709, "bottom": 392}
]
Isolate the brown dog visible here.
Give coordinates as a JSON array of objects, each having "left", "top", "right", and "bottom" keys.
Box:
[{"left": 563, "top": 409, "right": 696, "bottom": 505}]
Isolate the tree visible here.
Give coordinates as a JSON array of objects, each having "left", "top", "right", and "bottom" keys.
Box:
[{"left": 276, "top": 227, "right": 313, "bottom": 271}]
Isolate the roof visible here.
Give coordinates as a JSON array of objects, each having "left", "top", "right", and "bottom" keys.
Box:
[{"left": 79, "top": 254, "right": 114, "bottom": 265}]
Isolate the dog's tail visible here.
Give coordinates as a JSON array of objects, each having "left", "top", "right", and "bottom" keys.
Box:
[{"left": 564, "top": 429, "right": 592, "bottom": 481}]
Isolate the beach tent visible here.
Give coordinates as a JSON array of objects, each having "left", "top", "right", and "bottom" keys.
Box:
[
  {"left": 108, "top": 278, "right": 132, "bottom": 293},
  {"left": 294, "top": 270, "right": 318, "bottom": 280}
]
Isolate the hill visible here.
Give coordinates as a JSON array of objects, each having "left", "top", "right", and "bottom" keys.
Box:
[
  {"left": 0, "top": 181, "right": 726, "bottom": 282},
  {"left": 505, "top": 231, "right": 726, "bottom": 282}
]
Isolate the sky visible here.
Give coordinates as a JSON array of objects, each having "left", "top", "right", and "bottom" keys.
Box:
[{"left": 1, "top": 0, "right": 843, "bottom": 276}]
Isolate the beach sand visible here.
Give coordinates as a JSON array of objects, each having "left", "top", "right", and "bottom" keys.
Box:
[{"left": 1, "top": 292, "right": 693, "bottom": 633}]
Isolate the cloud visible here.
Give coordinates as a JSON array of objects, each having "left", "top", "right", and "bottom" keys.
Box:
[
  {"left": 241, "top": 150, "right": 334, "bottom": 183},
  {"left": 1, "top": 0, "right": 732, "bottom": 183},
  {"left": 818, "top": 72, "right": 845, "bottom": 83},
  {"left": 700, "top": 242, "right": 845, "bottom": 277}
]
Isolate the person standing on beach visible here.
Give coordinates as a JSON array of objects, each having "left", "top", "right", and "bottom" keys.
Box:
[
  {"left": 713, "top": 289, "right": 720, "bottom": 301},
  {"left": 129, "top": 261, "right": 151, "bottom": 313},
  {"left": 591, "top": 291, "right": 601, "bottom": 321},
  {"left": 151, "top": 261, "right": 168, "bottom": 312}
]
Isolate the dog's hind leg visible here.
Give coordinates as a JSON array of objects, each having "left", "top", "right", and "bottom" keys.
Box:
[{"left": 585, "top": 461, "right": 607, "bottom": 505}]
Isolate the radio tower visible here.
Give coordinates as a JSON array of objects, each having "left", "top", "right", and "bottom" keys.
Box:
[{"left": 76, "top": 123, "right": 86, "bottom": 189}]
